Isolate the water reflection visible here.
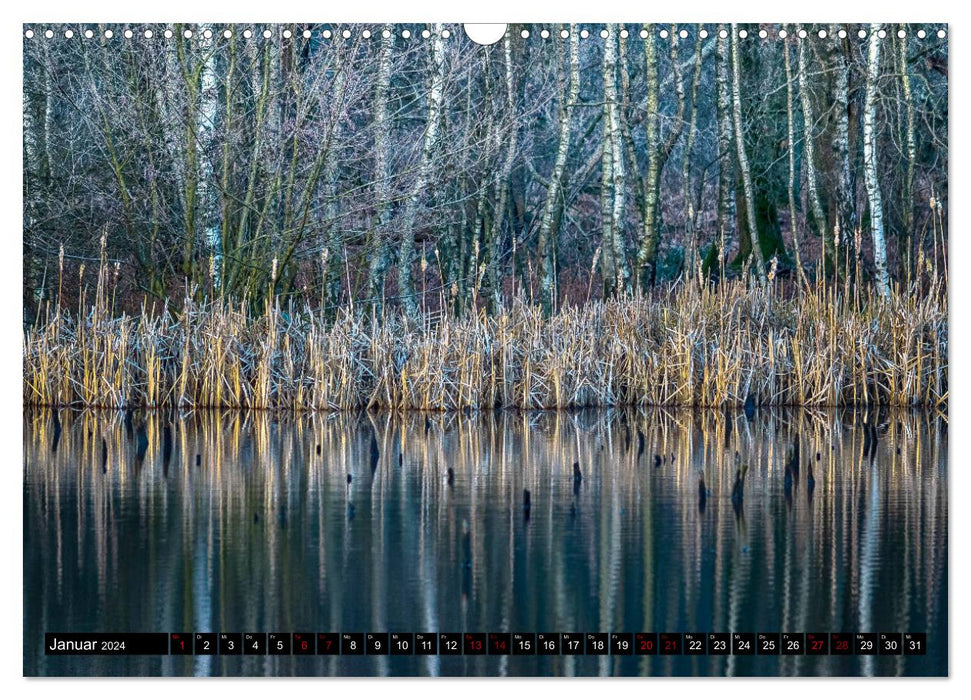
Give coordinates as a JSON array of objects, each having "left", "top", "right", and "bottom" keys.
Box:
[{"left": 23, "top": 408, "right": 947, "bottom": 676}]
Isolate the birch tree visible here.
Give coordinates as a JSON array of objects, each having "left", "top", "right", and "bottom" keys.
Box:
[
  {"left": 829, "top": 25, "right": 856, "bottom": 271},
  {"left": 782, "top": 31, "right": 806, "bottom": 282},
  {"left": 864, "top": 24, "right": 891, "bottom": 297},
  {"left": 796, "top": 25, "right": 827, "bottom": 250},
  {"left": 23, "top": 39, "right": 53, "bottom": 311},
  {"left": 397, "top": 24, "right": 445, "bottom": 317},
  {"left": 636, "top": 25, "right": 686, "bottom": 288},
  {"left": 714, "top": 25, "right": 736, "bottom": 275},
  {"left": 484, "top": 32, "right": 519, "bottom": 311},
  {"left": 899, "top": 25, "right": 917, "bottom": 283},
  {"left": 367, "top": 25, "right": 396, "bottom": 311},
  {"left": 536, "top": 24, "right": 579, "bottom": 313},
  {"left": 730, "top": 24, "right": 767, "bottom": 283},
  {"left": 682, "top": 27, "right": 704, "bottom": 274},
  {"left": 602, "top": 25, "right": 631, "bottom": 298}
]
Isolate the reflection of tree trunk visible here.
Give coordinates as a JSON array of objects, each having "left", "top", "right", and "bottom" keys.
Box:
[
  {"left": 537, "top": 24, "right": 578, "bottom": 314},
  {"left": 398, "top": 24, "right": 445, "bottom": 318},
  {"left": 730, "top": 25, "right": 767, "bottom": 283},
  {"left": 782, "top": 34, "right": 806, "bottom": 283},
  {"left": 864, "top": 24, "right": 890, "bottom": 297},
  {"left": 715, "top": 25, "right": 735, "bottom": 277},
  {"left": 899, "top": 25, "right": 917, "bottom": 285},
  {"left": 367, "top": 25, "right": 395, "bottom": 313}
]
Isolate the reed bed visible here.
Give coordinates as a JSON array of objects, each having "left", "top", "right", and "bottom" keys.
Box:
[{"left": 24, "top": 258, "right": 947, "bottom": 411}]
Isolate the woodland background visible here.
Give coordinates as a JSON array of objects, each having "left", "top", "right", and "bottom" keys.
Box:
[{"left": 22, "top": 23, "right": 948, "bottom": 321}]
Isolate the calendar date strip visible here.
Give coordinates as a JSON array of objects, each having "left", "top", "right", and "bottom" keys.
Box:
[{"left": 45, "top": 632, "right": 926, "bottom": 656}]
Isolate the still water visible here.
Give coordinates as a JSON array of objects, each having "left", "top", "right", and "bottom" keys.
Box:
[{"left": 24, "top": 408, "right": 947, "bottom": 676}]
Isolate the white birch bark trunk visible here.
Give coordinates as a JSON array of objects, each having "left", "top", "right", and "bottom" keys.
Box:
[
  {"left": 899, "top": 25, "right": 916, "bottom": 282},
  {"left": 682, "top": 28, "right": 703, "bottom": 274},
  {"left": 797, "top": 25, "right": 827, "bottom": 240},
  {"left": 730, "top": 24, "right": 767, "bottom": 283},
  {"left": 830, "top": 25, "right": 856, "bottom": 247},
  {"left": 715, "top": 25, "right": 736, "bottom": 271},
  {"left": 864, "top": 24, "right": 891, "bottom": 297},
  {"left": 783, "top": 33, "right": 805, "bottom": 281},
  {"left": 486, "top": 31, "right": 518, "bottom": 311},
  {"left": 367, "top": 24, "right": 395, "bottom": 307},
  {"left": 537, "top": 24, "right": 579, "bottom": 311},
  {"left": 604, "top": 26, "right": 631, "bottom": 294},
  {"left": 398, "top": 24, "right": 445, "bottom": 317}
]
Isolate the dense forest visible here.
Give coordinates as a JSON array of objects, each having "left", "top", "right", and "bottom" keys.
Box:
[
  {"left": 23, "top": 23, "right": 948, "bottom": 317},
  {"left": 22, "top": 24, "right": 948, "bottom": 410}
]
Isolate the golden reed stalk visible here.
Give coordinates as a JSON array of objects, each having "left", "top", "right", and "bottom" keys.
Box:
[{"left": 24, "top": 267, "right": 947, "bottom": 411}]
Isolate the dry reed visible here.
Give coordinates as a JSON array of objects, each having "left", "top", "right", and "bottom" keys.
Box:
[{"left": 23, "top": 251, "right": 947, "bottom": 411}]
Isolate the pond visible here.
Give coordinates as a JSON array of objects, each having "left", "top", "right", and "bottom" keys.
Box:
[{"left": 23, "top": 407, "right": 947, "bottom": 676}]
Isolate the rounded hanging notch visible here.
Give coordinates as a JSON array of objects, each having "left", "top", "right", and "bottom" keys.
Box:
[{"left": 464, "top": 23, "right": 507, "bottom": 45}]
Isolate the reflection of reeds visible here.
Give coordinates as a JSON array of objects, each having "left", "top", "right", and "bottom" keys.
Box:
[
  {"left": 23, "top": 406, "right": 948, "bottom": 678},
  {"left": 24, "top": 256, "right": 947, "bottom": 410}
]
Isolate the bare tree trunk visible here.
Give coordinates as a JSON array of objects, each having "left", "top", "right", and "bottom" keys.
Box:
[
  {"left": 485, "top": 32, "right": 518, "bottom": 312},
  {"left": 636, "top": 24, "right": 686, "bottom": 289},
  {"left": 797, "top": 25, "right": 827, "bottom": 248},
  {"left": 398, "top": 24, "right": 445, "bottom": 317},
  {"left": 367, "top": 25, "right": 395, "bottom": 312},
  {"left": 228, "top": 39, "right": 271, "bottom": 296},
  {"left": 600, "top": 99, "right": 616, "bottom": 299},
  {"left": 23, "top": 40, "right": 53, "bottom": 313},
  {"left": 635, "top": 25, "right": 659, "bottom": 289},
  {"left": 604, "top": 25, "right": 631, "bottom": 297},
  {"left": 682, "top": 27, "right": 703, "bottom": 274},
  {"left": 464, "top": 56, "right": 492, "bottom": 314},
  {"left": 321, "top": 63, "right": 349, "bottom": 310},
  {"left": 715, "top": 25, "right": 735, "bottom": 277},
  {"left": 730, "top": 24, "right": 767, "bottom": 283},
  {"left": 864, "top": 24, "right": 891, "bottom": 297},
  {"left": 537, "top": 24, "right": 579, "bottom": 313},
  {"left": 829, "top": 24, "right": 856, "bottom": 282},
  {"left": 783, "top": 32, "right": 806, "bottom": 283},
  {"left": 218, "top": 31, "right": 237, "bottom": 293},
  {"left": 197, "top": 25, "right": 220, "bottom": 287},
  {"left": 899, "top": 25, "right": 917, "bottom": 285}
]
